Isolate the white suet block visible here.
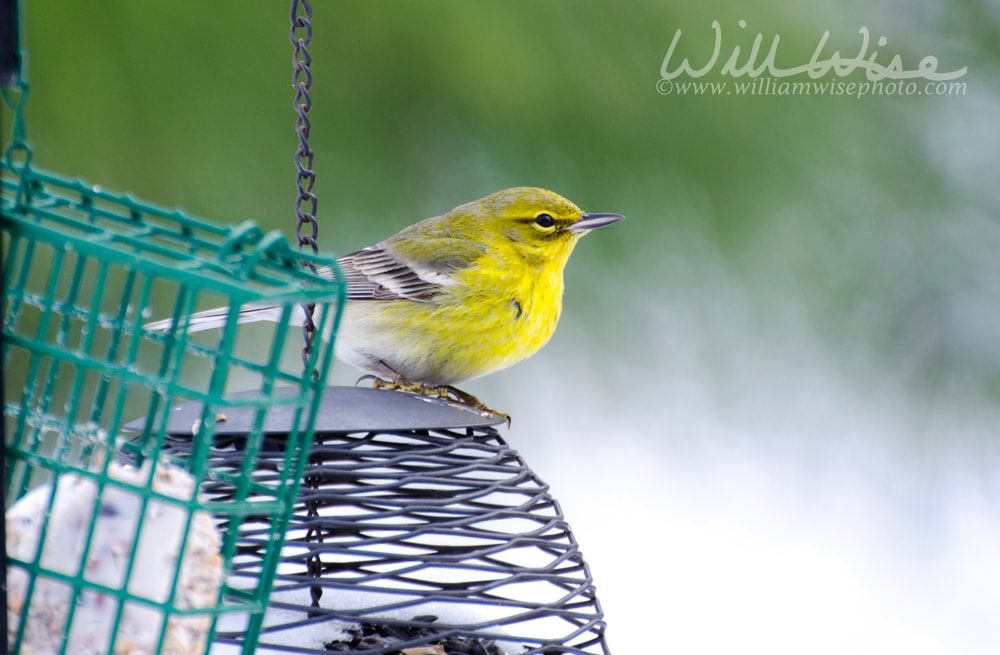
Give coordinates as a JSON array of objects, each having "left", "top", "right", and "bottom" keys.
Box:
[{"left": 6, "top": 459, "right": 223, "bottom": 655}]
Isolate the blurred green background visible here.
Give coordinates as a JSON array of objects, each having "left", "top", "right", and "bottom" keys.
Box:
[{"left": 12, "top": 1, "right": 1000, "bottom": 653}]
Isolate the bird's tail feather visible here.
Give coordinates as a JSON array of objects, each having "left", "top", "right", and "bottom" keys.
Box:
[{"left": 145, "top": 303, "right": 299, "bottom": 333}]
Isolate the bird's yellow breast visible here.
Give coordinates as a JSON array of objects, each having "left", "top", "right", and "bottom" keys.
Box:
[{"left": 335, "top": 253, "right": 567, "bottom": 386}]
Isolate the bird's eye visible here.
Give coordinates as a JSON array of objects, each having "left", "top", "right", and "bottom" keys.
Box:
[{"left": 534, "top": 213, "right": 556, "bottom": 229}]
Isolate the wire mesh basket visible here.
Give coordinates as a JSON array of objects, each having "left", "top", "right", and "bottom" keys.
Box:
[
  {"left": 156, "top": 387, "right": 611, "bottom": 655},
  {"left": 2, "top": 149, "right": 345, "bottom": 654}
]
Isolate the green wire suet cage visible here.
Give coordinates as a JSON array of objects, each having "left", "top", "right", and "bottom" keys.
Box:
[{"left": 2, "top": 43, "right": 346, "bottom": 655}]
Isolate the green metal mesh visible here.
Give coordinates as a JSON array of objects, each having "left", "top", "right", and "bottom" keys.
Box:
[{"left": 2, "top": 112, "right": 345, "bottom": 653}]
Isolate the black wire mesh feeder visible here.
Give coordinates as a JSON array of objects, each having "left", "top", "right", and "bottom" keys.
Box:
[{"left": 157, "top": 387, "right": 610, "bottom": 655}]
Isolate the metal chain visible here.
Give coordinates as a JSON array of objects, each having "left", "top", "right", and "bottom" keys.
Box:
[
  {"left": 2, "top": 83, "right": 31, "bottom": 171},
  {"left": 2, "top": 12, "right": 31, "bottom": 173},
  {"left": 291, "top": 0, "right": 320, "bottom": 375},
  {"left": 3, "top": 75, "right": 34, "bottom": 208},
  {"left": 290, "top": 0, "right": 324, "bottom": 610}
]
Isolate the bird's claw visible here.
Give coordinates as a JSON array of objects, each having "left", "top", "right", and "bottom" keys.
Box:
[
  {"left": 355, "top": 374, "right": 381, "bottom": 387},
  {"left": 356, "top": 375, "right": 511, "bottom": 427},
  {"left": 437, "top": 385, "right": 512, "bottom": 428}
]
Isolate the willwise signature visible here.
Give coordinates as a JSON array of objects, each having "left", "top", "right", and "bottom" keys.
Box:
[{"left": 660, "top": 20, "right": 967, "bottom": 82}]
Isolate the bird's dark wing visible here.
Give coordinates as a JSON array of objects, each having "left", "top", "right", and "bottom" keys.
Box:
[{"left": 332, "top": 246, "right": 446, "bottom": 302}]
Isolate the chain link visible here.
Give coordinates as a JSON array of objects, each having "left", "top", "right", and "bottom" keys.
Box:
[{"left": 290, "top": 0, "right": 320, "bottom": 375}]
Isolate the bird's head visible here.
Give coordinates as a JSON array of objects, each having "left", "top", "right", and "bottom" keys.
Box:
[{"left": 448, "top": 187, "right": 624, "bottom": 269}]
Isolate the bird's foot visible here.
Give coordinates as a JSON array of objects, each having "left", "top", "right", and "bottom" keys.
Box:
[
  {"left": 356, "top": 375, "right": 511, "bottom": 427},
  {"left": 435, "top": 384, "right": 512, "bottom": 428}
]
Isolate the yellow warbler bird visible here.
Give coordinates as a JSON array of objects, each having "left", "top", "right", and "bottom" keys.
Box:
[{"left": 150, "top": 187, "right": 623, "bottom": 421}]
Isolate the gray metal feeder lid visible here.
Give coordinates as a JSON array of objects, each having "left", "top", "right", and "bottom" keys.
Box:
[{"left": 126, "top": 386, "right": 507, "bottom": 436}]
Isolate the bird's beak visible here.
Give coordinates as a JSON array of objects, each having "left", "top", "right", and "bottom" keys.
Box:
[{"left": 568, "top": 212, "right": 625, "bottom": 234}]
